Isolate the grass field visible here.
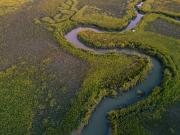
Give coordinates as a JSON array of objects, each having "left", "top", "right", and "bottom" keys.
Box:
[
  {"left": 140, "top": 0, "right": 180, "bottom": 17},
  {"left": 0, "top": 0, "right": 88, "bottom": 134},
  {"left": 37, "top": 19, "right": 152, "bottom": 134},
  {"left": 78, "top": 13, "right": 180, "bottom": 135},
  {"left": 0, "top": 0, "right": 180, "bottom": 134},
  {"left": 78, "top": 14, "right": 180, "bottom": 44},
  {"left": 72, "top": 0, "right": 139, "bottom": 30},
  {"left": 0, "top": 0, "right": 28, "bottom": 16},
  {"left": 143, "top": 17, "right": 180, "bottom": 39},
  {"left": 0, "top": 0, "right": 152, "bottom": 134},
  {"left": 76, "top": 0, "right": 131, "bottom": 17},
  {"left": 145, "top": 102, "right": 180, "bottom": 135}
]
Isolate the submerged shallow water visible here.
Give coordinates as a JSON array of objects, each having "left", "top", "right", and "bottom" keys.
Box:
[{"left": 65, "top": 2, "right": 163, "bottom": 135}]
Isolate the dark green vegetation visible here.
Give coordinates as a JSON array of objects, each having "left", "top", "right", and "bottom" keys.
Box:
[
  {"left": 140, "top": 0, "right": 180, "bottom": 18},
  {"left": 0, "top": 0, "right": 152, "bottom": 134},
  {"left": 72, "top": 0, "right": 139, "bottom": 30},
  {"left": 0, "top": 56, "right": 87, "bottom": 135},
  {"left": 145, "top": 102, "right": 180, "bottom": 135},
  {"left": 0, "top": 0, "right": 28, "bottom": 16},
  {"left": 0, "top": 0, "right": 88, "bottom": 134},
  {"left": 1, "top": 0, "right": 180, "bottom": 135},
  {"left": 144, "top": 17, "right": 180, "bottom": 39},
  {"left": 76, "top": 0, "right": 131, "bottom": 17},
  {"left": 48, "top": 21, "right": 152, "bottom": 134},
  {"left": 78, "top": 13, "right": 180, "bottom": 135}
]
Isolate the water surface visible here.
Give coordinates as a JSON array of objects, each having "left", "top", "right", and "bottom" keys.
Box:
[{"left": 64, "top": 2, "right": 163, "bottom": 135}]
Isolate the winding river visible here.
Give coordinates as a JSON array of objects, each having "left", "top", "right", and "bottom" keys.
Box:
[{"left": 65, "top": 2, "right": 163, "bottom": 135}]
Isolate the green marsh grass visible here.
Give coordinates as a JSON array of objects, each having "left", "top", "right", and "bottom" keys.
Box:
[
  {"left": 77, "top": 13, "right": 180, "bottom": 135},
  {"left": 72, "top": 0, "right": 139, "bottom": 30},
  {"left": 140, "top": 0, "right": 180, "bottom": 18}
]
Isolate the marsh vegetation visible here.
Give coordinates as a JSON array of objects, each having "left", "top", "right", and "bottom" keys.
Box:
[
  {"left": 0, "top": 0, "right": 180, "bottom": 135},
  {"left": 72, "top": 0, "right": 139, "bottom": 30},
  {"left": 77, "top": 12, "right": 180, "bottom": 135},
  {"left": 140, "top": 0, "right": 180, "bottom": 18}
]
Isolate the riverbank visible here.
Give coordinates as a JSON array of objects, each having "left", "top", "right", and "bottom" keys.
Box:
[
  {"left": 0, "top": 0, "right": 179, "bottom": 134},
  {"left": 65, "top": 27, "right": 162, "bottom": 135},
  {"left": 59, "top": 2, "right": 164, "bottom": 135},
  {"left": 76, "top": 12, "right": 180, "bottom": 135}
]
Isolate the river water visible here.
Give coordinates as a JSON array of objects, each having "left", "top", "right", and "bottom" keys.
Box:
[{"left": 65, "top": 2, "right": 163, "bottom": 135}]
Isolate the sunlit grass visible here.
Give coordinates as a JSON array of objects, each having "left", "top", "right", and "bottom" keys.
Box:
[
  {"left": 72, "top": 0, "right": 138, "bottom": 30},
  {"left": 1, "top": 0, "right": 180, "bottom": 134},
  {"left": 77, "top": 13, "right": 180, "bottom": 135},
  {"left": 0, "top": 0, "right": 28, "bottom": 16},
  {"left": 141, "top": 0, "right": 180, "bottom": 17}
]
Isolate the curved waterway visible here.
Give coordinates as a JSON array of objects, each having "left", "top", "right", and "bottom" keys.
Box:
[{"left": 65, "top": 2, "right": 163, "bottom": 135}]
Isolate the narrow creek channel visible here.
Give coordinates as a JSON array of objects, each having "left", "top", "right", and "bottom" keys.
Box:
[{"left": 65, "top": 2, "right": 163, "bottom": 135}]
